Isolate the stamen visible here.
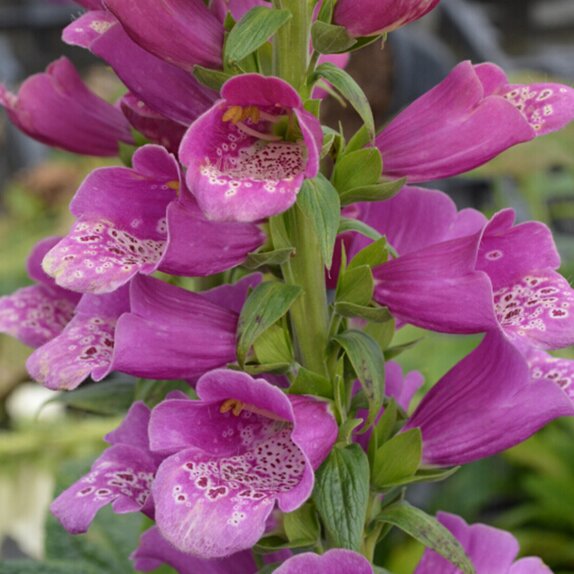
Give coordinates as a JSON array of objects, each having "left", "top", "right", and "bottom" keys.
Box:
[
  {"left": 166, "top": 180, "right": 179, "bottom": 191},
  {"left": 220, "top": 399, "right": 245, "bottom": 416},
  {"left": 235, "top": 122, "right": 283, "bottom": 142}
]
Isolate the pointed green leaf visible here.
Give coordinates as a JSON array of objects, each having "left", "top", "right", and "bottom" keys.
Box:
[
  {"left": 388, "top": 466, "right": 460, "bottom": 488},
  {"left": 334, "top": 302, "right": 392, "bottom": 323},
  {"left": 384, "top": 338, "right": 423, "bottom": 360},
  {"left": 244, "top": 247, "right": 295, "bottom": 269},
  {"left": 372, "top": 428, "right": 422, "bottom": 488},
  {"left": 375, "top": 502, "right": 475, "bottom": 574},
  {"left": 338, "top": 217, "right": 382, "bottom": 242},
  {"left": 253, "top": 323, "right": 293, "bottom": 365},
  {"left": 365, "top": 319, "right": 396, "bottom": 351},
  {"left": 313, "top": 444, "right": 370, "bottom": 551},
  {"left": 348, "top": 237, "right": 389, "bottom": 270},
  {"left": 339, "top": 178, "right": 406, "bottom": 205},
  {"left": 332, "top": 148, "right": 382, "bottom": 193},
  {"left": 284, "top": 503, "right": 320, "bottom": 545},
  {"left": 242, "top": 362, "right": 292, "bottom": 375},
  {"left": 224, "top": 7, "right": 292, "bottom": 64},
  {"left": 336, "top": 265, "right": 374, "bottom": 306},
  {"left": 237, "top": 282, "right": 302, "bottom": 366},
  {"left": 315, "top": 62, "right": 374, "bottom": 137},
  {"left": 290, "top": 366, "right": 333, "bottom": 398},
  {"left": 311, "top": 21, "right": 357, "bottom": 54},
  {"left": 297, "top": 175, "right": 341, "bottom": 268},
  {"left": 333, "top": 330, "right": 384, "bottom": 427},
  {"left": 192, "top": 66, "right": 232, "bottom": 91},
  {"left": 345, "top": 124, "right": 373, "bottom": 154}
]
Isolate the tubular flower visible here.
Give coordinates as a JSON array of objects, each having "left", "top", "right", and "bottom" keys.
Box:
[
  {"left": 0, "top": 57, "right": 133, "bottom": 156},
  {"left": 149, "top": 369, "right": 338, "bottom": 558},
  {"left": 179, "top": 74, "right": 323, "bottom": 222},
  {"left": 51, "top": 402, "right": 158, "bottom": 533},
  {"left": 42, "top": 145, "right": 264, "bottom": 295},
  {"left": 334, "top": 0, "right": 440, "bottom": 37},
  {"left": 274, "top": 549, "right": 374, "bottom": 574},
  {"left": 415, "top": 513, "right": 552, "bottom": 573},
  {"left": 376, "top": 61, "right": 574, "bottom": 183}
]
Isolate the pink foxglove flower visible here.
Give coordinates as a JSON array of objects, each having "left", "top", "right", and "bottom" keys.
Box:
[
  {"left": 528, "top": 348, "right": 574, "bottom": 403},
  {"left": 274, "top": 549, "right": 374, "bottom": 574},
  {"left": 42, "top": 145, "right": 264, "bottom": 294},
  {"left": 179, "top": 74, "right": 322, "bottom": 222},
  {"left": 404, "top": 332, "right": 574, "bottom": 466},
  {"left": 0, "top": 238, "right": 80, "bottom": 348},
  {"left": 376, "top": 61, "right": 574, "bottom": 183},
  {"left": 26, "top": 285, "right": 129, "bottom": 390},
  {"left": 51, "top": 402, "right": 157, "bottom": 533},
  {"left": 415, "top": 512, "right": 552, "bottom": 573},
  {"left": 63, "top": 11, "right": 218, "bottom": 127},
  {"left": 334, "top": 0, "right": 440, "bottom": 37},
  {"left": 149, "top": 369, "right": 337, "bottom": 558},
  {"left": 104, "top": 0, "right": 224, "bottom": 71},
  {"left": 0, "top": 57, "right": 133, "bottom": 156}
]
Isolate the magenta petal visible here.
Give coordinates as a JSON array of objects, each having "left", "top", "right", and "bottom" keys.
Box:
[
  {"left": 528, "top": 349, "right": 574, "bottom": 403},
  {"left": 376, "top": 61, "right": 535, "bottom": 182},
  {"left": 63, "top": 12, "right": 217, "bottom": 125},
  {"left": 105, "top": 401, "right": 151, "bottom": 449},
  {"left": 274, "top": 549, "right": 374, "bottom": 574},
  {"left": 110, "top": 277, "right": 238, "bottom": 380},
  {"left": 120, "top": 93, "right": 187, "bottom": 154},
  {"left": 0, "top": 285, "right": 78, "bottom": 348},
  {"left": 104, "top": 0, "right": 223, "bottom": 70},
  {"left": 405, "top": 333, "right": 574, "bottom": 466},
  {"left": 385, "top": 361, "right": 424, "bottom": 412},
  {"left": 0, "top": 57, "right": 132, "bottom": 156},
  {"left": 200, "top": 273, "right": 263, "bottom": 314},
  {"left": 50, "top": 444, "right": 155, "bottom": 534},
  {"left": 26, "top": 287, "right": 129, "bottom": 390},
  {"left": 334, "top": 0, "right": 440, "bottom": 36},
  {"left": 510, "top": 558, "right": 553, "bottom": 574},
  {"left": 373, "top": 234, "right": 498, "bottom": 334},
  {"left": 161, "top": 195, "right": 265, "bottom": 276},
  {"left": 131, "top": 526, "right": 258, "bottom": 574},
  {"left": 43, "top": 145, "right": 179, "bottom": 294}
]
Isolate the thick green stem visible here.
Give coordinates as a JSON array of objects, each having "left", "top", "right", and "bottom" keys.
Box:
[
  {"left": 276, "top": 206, "right": 330, "bottom": 376},
  {"left": 272, "top": 0, "right": 311, "bottom": 90}
]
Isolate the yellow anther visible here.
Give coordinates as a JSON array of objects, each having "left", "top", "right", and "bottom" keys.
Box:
[
  {"left": 222, "top": 105, "right": 245, "bottom": 124},
  {"left": 166, "top": 180, "right": 179, "bottom": 190},
  {"left": 244, "top": 106, "right": 260, "bottom": 124},
  {"left": 220, "top": 399, "right": 245, "bottom": 416}
]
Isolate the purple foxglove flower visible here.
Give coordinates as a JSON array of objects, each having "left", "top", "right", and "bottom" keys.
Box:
[
  {"left": 179, "top": 74, "right": 323, "bottom": 222},
  {"left": 132, "top": 526, "right": 262, "bottom": 574},
  {"left": 0, "top": 57, "right": 133, "bottom": 156},
  {"left": 274, "top": 549, "right": 373, "bottom": 574},
  {"left": 415, "top": 512, "right": 552, "bottom": 573},
  {"left": 109, "top": 275, "right": 257, "bottom": 381},
  {"left": 120, "top": 93, "right": 187, "bottom": 153},
  {"left": 51, "top": 402, "right": 157, "bottom": 533},
  {"left": 104, "top": 0, "right": 223, "bottom": 71},
  {"left": 376, "top": 61, "right": 574, "bottom": 183},
  {"left": 404, "top": 332, "right": 574, "bottom": 466},
  {"left": 149, "top": 369, "right": 338, "bottom": 558},
  {"left": 334, "top": 0, "right": 440, "bottom": 37},
  {"left": 528, "top": 348, "right": 574, "bottom": 403},
  {"left": 42, "top": 145, "right": 264, "bottom": 294},
  {"left": 477, "top": 209, "right": 574, "bottom": 352},
  {"left": 63, "top": 11, "right": 217, "bottom": 126},
  {"left": 0, "top": 238, "right": 80, "bottom": 348},
  {"left": 26, "top": 285, "right": 129, "bottom": 390}
]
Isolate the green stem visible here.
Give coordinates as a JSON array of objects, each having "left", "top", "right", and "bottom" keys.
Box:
[
  {"left": 275, "top": 205, "right": 331, "bottom": 377},
  {"left": 272, "top": 0, "right": 312, "bottom": 90}
]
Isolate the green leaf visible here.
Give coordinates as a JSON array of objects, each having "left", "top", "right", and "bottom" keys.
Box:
[
  {"left": 311, "top": 21, "right": 357, "bottom": 54},
  {"left": 338, "top": 217, "right": 382, "bottom": 242},
  {"left": 297, "top": 175, "right": 341, "bottom": 268},
  {"left": 45, "top": 379, "right": 134, "bottom": 415},
  {"left": 241, "top": 362, "right": 292, "bottom": 375},
  {"left": 338, "top": 417, "right": 365, "bottom": 443},
  {"left": 345, "top": 124, "right": 373, "bottom": 154},
  {"left": 372, "top": 428, "right": 422, "bottom": 488},
  {"left": 334, "top": 302, "right": 392, "bottom": 323},
  {"left": 336, "top": 265, "right": 374, "bottom": 306},
  {"left": 255, "top": 535, "right": 312, "bottom": 552},
  {"left": 284, "top": 503, "right": 320, "bottom": 545},
  {"left": 253, "top": 323, "right": 293, "bottom": 365},
  {"left": 290, "top": 366, "right": 333, "bottom": 398},
  {"left": 192, "top": 65, "right": 232, "bottom": 91},
  {"left": 321, "top": 126, "right": 340, "bottom": 159},
  {"left": 313, "top": 444, "right": 370, "bottom": 551},
  {"left": 333, "top": 330, "right": 384, "bottom": 428},
  {"left": 237, "top": 281, "right": 302, "bottom": 366},
  {"left": 348, "top": 237, "right": 388, "bottom": 270},
  {"left": 365, "top": 319, "right": 395, "bottom": 351},
  {"left": 244, "top": 247, "right": 295, "bottom": 269},
  {"left": 374, "top": 399, "right": 398, "bottom": 446},
  {"left": 315, "top": 62, "right": 374, "bottom": 137},
  {"left": 339, "top": 178, "right": 406, "bottom": 205},
  {"left": 384, "top": 338, "right": 423, "bottom": 360},
  {"left": 332, "top": 148, "right": 382, "bottom": 193},
  {"left": 224, "top": 7, "right": 292, "bottom": 64},
  {"left": 389, "top": 465, "right": 460, "bottom": 488},
  {"left": 375, "top": 502, "right": 475, "bottom": 574},
  {"left": 135, "top": 379, "right": 194, "bottom": 407}
]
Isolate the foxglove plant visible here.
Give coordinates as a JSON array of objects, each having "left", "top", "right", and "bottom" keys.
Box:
[{"left": 2, "top": 0, "right": 574, "bottom": 572}]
